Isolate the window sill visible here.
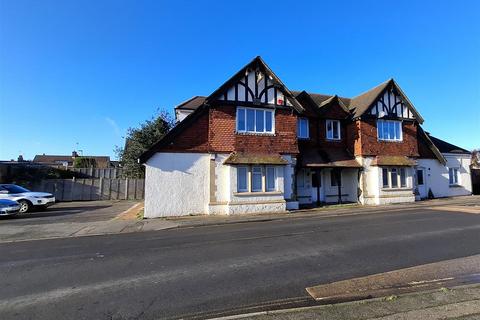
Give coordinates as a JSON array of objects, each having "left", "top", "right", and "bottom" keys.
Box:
[
  {"left": 234, "top": 191, "right": 282, "bottom": 196},
  {"left": 326, "top": 138, "right": 342, "bottom": 142},
  {"left": 377, "top": 139, "right": 404, "bottom": 143},
  {"left": 449, "top": 184, "right": 462, "bottom": 188},
  {"left": 298, "top": 137, "right": 310, "bottom": 140},
  {"left": 235, "top": 131, "right": 275, "bottom": 136},
  {"left": 381, "top": 187, "right": 412, "bottom": 191}
]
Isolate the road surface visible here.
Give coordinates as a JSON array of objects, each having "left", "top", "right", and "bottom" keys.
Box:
[{"left": 1, "top": 207, "right": 479, "bottom": 319}]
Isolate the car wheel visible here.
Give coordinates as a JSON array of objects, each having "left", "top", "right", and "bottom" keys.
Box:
[{"left": 18, "top": 200, "right": 31, "bottom": 213}]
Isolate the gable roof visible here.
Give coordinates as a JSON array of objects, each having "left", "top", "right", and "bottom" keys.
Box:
[
  {"left": 429, "top": 135, "right": 471, "bottom": 154},
  {"left": 417, "top": 127, "right": 446, "bottom": 165},
  {"left": 206, "top": 56, "right": 304, "bottom": 113},
  {"left": 349, "top": 79, "right": 424, "bottom": 123},
  {"left": 175, "top": 96, "right": 206, "bottom": 111},
  {"left": 292, "top": 91, "right": 351, "bottom": 117}
]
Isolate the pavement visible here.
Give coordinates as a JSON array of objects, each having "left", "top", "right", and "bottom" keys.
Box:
[
  {"left": 1, "top": 203, "right": 479, "bottom": 319},
  {"left": 212, "top": 283, "right": 480, "bottom": 320},
  {"left": 0, "top": 200, "right": 177, "bottom": 242}
]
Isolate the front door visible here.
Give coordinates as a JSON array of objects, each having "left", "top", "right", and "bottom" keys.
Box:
[
  {"left": 416, "top": 168, "right": 427, "bottom": 199},
  {"left": 311, "top": 170, "right": 323, "bottom": 205}
]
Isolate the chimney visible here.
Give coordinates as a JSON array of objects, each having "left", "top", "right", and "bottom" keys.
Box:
[
  {"left": 17, "top": 155, "right": 24, "bottom": 162},
  {"left": 72, "top": 151, "right": 78, "bottom": 158}
]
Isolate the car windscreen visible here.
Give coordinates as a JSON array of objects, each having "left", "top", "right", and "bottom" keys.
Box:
[{"left": 2, "top": 185, "right": 30, "bottom": 194}]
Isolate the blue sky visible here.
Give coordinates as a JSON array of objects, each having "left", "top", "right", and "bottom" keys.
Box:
[{"left": 1, "top": 0, "right": 479, "bottom": 160}]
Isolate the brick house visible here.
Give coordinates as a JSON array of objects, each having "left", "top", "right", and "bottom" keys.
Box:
[{"left": 140, "top": 57, "right": 472, "bottom": 217}]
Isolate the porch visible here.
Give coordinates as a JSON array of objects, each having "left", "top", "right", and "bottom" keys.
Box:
[{"left": 295, "top": 149, "right": 362, "bottom": 207}]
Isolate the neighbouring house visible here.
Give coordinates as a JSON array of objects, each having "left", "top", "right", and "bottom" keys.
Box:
[
  {"left": 140, "top": 56, "right": 472, "bottom": 218},
  {"left": 33, "top": 151, "right": 112, "bottom": 168}
]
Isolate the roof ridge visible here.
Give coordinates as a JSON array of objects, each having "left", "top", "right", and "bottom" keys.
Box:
[{"left": 351, "top": 78, "right": 392, "bottom": 100}]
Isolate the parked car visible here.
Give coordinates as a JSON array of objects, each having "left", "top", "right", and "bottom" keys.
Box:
[
  {"left": 0, "top": 199, "right": 21, "bottom": 216},
  {"left": 0, "top": 184, "right": 55, "bottom": 213}
]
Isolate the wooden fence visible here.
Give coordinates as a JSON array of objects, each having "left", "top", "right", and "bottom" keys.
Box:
[
  {"left": 68, "top": 167, "right": 129, "bottom": 179},
  {"left": 31, "top": 178, "right": 144, "bottom": 201}
]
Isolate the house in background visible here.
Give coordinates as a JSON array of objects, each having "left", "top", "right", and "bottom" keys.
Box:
[
  {"left": 140, "top": 57, "right": 472, "bottom": 218},
  {"left": 33, "top": 151, "right": 112, "bottom": 168}
]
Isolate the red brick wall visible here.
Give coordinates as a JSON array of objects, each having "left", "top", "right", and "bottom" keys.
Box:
[
  {"left": 354, "top": 119, "right": 419, "bottom": 157},
  {"left": 160, "top": 111, "right": 209, "bottom": 152},
  {"left": 417, "top": 133, "right": 437, "bottom": 159},
  {"left": 209, "top": 105, "right": 299, "bottom": 154}
]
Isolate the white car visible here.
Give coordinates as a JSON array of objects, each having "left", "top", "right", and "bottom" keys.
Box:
[
  {"left": 0, "top": 184, "right": 56, "bottom": 213},
  {"left": 0, "top": 199, "right": 21, "bottom": 216}
]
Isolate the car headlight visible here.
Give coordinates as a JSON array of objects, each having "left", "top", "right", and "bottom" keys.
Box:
[{"left": 34, "top": 196, "right": 46, "bottom": 199}]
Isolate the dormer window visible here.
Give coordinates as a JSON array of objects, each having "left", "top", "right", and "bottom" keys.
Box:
[
  {"left": 326, "top": 120, "right": 341, "bottom": 140},
  {"left": 236, "top": 107, "right": 274, "bottom": 134},
  {"left": 297, "top": 118, "right": 309, "bottom": 139},
  {"left": 377, "top": 120, "right": 402, "bottom": 141}
]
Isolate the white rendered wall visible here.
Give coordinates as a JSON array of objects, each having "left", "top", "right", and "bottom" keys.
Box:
[
  {"left": 417, "top": 154, "right": 472, "bottom": 198},
  {"left": 323, "top": 168, "right": 359, "bottom": 203},
  {"left": 144, "top": 152, "right": 210, "bottom": 218},
  {"left": 358, "top": 156, "right": 415, "bottom": 205},
  {"left": 175, "top": 109, "right": 193, "bottom": 122}
]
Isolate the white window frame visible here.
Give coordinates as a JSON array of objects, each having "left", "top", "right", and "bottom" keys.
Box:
[
  {"left": 382, "top": 167, "right": 409, "bottom": 189},
  {"left": 236, "top": 107, "right": 275, "bottom": 134},
  {"left": 237, "top": 165, "right": 277, "bottom": 193},
  {"left": 326, "top": 120, "right": 341, "bottom": 140},
  {"left": 237, "top": 167, "right": 248, "bottom": 192},
  {"left": 448, "top": 167, "right": 459, "bottom": 186},
  {"left": 251, "top": 166, "right": 263, "bottom": 192},
  {"left": 377, "top": 120, "right": 403, "bottom": 141},
  {"left": 266, "top": 166, "right": 276, "bottom": 192},
  {"left": 297, "top": 118, "right": 309, "bottom": 139}
]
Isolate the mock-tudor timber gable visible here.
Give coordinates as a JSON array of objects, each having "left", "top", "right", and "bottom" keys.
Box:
[{"left": 140, "top": 56, "right": 472, "bottom": 218}]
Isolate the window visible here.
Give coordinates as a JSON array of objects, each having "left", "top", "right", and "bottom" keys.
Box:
[
  {"left": 251, "top": 166, "right": 263, "bottom": 192},
  {"left": 236, "top": 107, "right": 274, "bottom": 134},
  {"left": 237, "top": 167, "right": 248, "bottom": 192},
  {"left": 382, "top": 167, "right": 409, "bottom": 189},
  {"left": 266, "top": 167, "right": 276, "bottom": 191},
  {"left": 377, "top": 120, "right": 402, "bottom": 141},
  {"left": 416, "top": 169, "right": 424, "bottom": 185},
  {"left": 400, "top": 168, "right": 407, "bottom": 187},
  {"left": 326, "top": 120, "right": 341, "bottom": 140},
  {"left": 297, "top": 118, "right": 309, "bottom": 139},
  {"left": 449, "top": 168, "right": 459, "bottom": 185},
  {"left": 382, "top": 168, "right": 389, "bottom": 188},
  {"left": 237, "top": 165, "right": 277, "bottom": 193},
  {"left": 391, "top": 168, "right": 398, "bottom": 188},
  {"left": 330, "top": 170, "right": 342, "bottom": 187}
]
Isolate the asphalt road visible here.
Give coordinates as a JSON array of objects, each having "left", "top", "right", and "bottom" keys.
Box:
[{"left": 1, "top": 207, "right": 480, "bottom": 320}]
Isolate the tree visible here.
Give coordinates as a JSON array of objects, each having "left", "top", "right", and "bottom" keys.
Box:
[
  {"left": 472, "top": 149, "right": 480, "bottom": 169},
  {"left": 115, "top": 110, "right": 174, "bottom": 178},
  {"left": 73, "top": 157, "right": 97, "bottom": 168}
]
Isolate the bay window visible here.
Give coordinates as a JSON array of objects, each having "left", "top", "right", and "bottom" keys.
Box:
[
  {"left": 377, "top": 120, "right": 402, "bottom": 141},
  {"left": 326, "top": 120, "right": 341, "bottom": 140},
  {"left": 382, "top": 167, "right": 409, "bottom": 189},
  {"left": 297, "top": 118, "right": 309, "bottom": 139},
  {"left": 236, "top": 166, "right": 277, "bottom": 193},
  {"left": 236, "top": 107, "right": 274, "bottom": 134}
]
